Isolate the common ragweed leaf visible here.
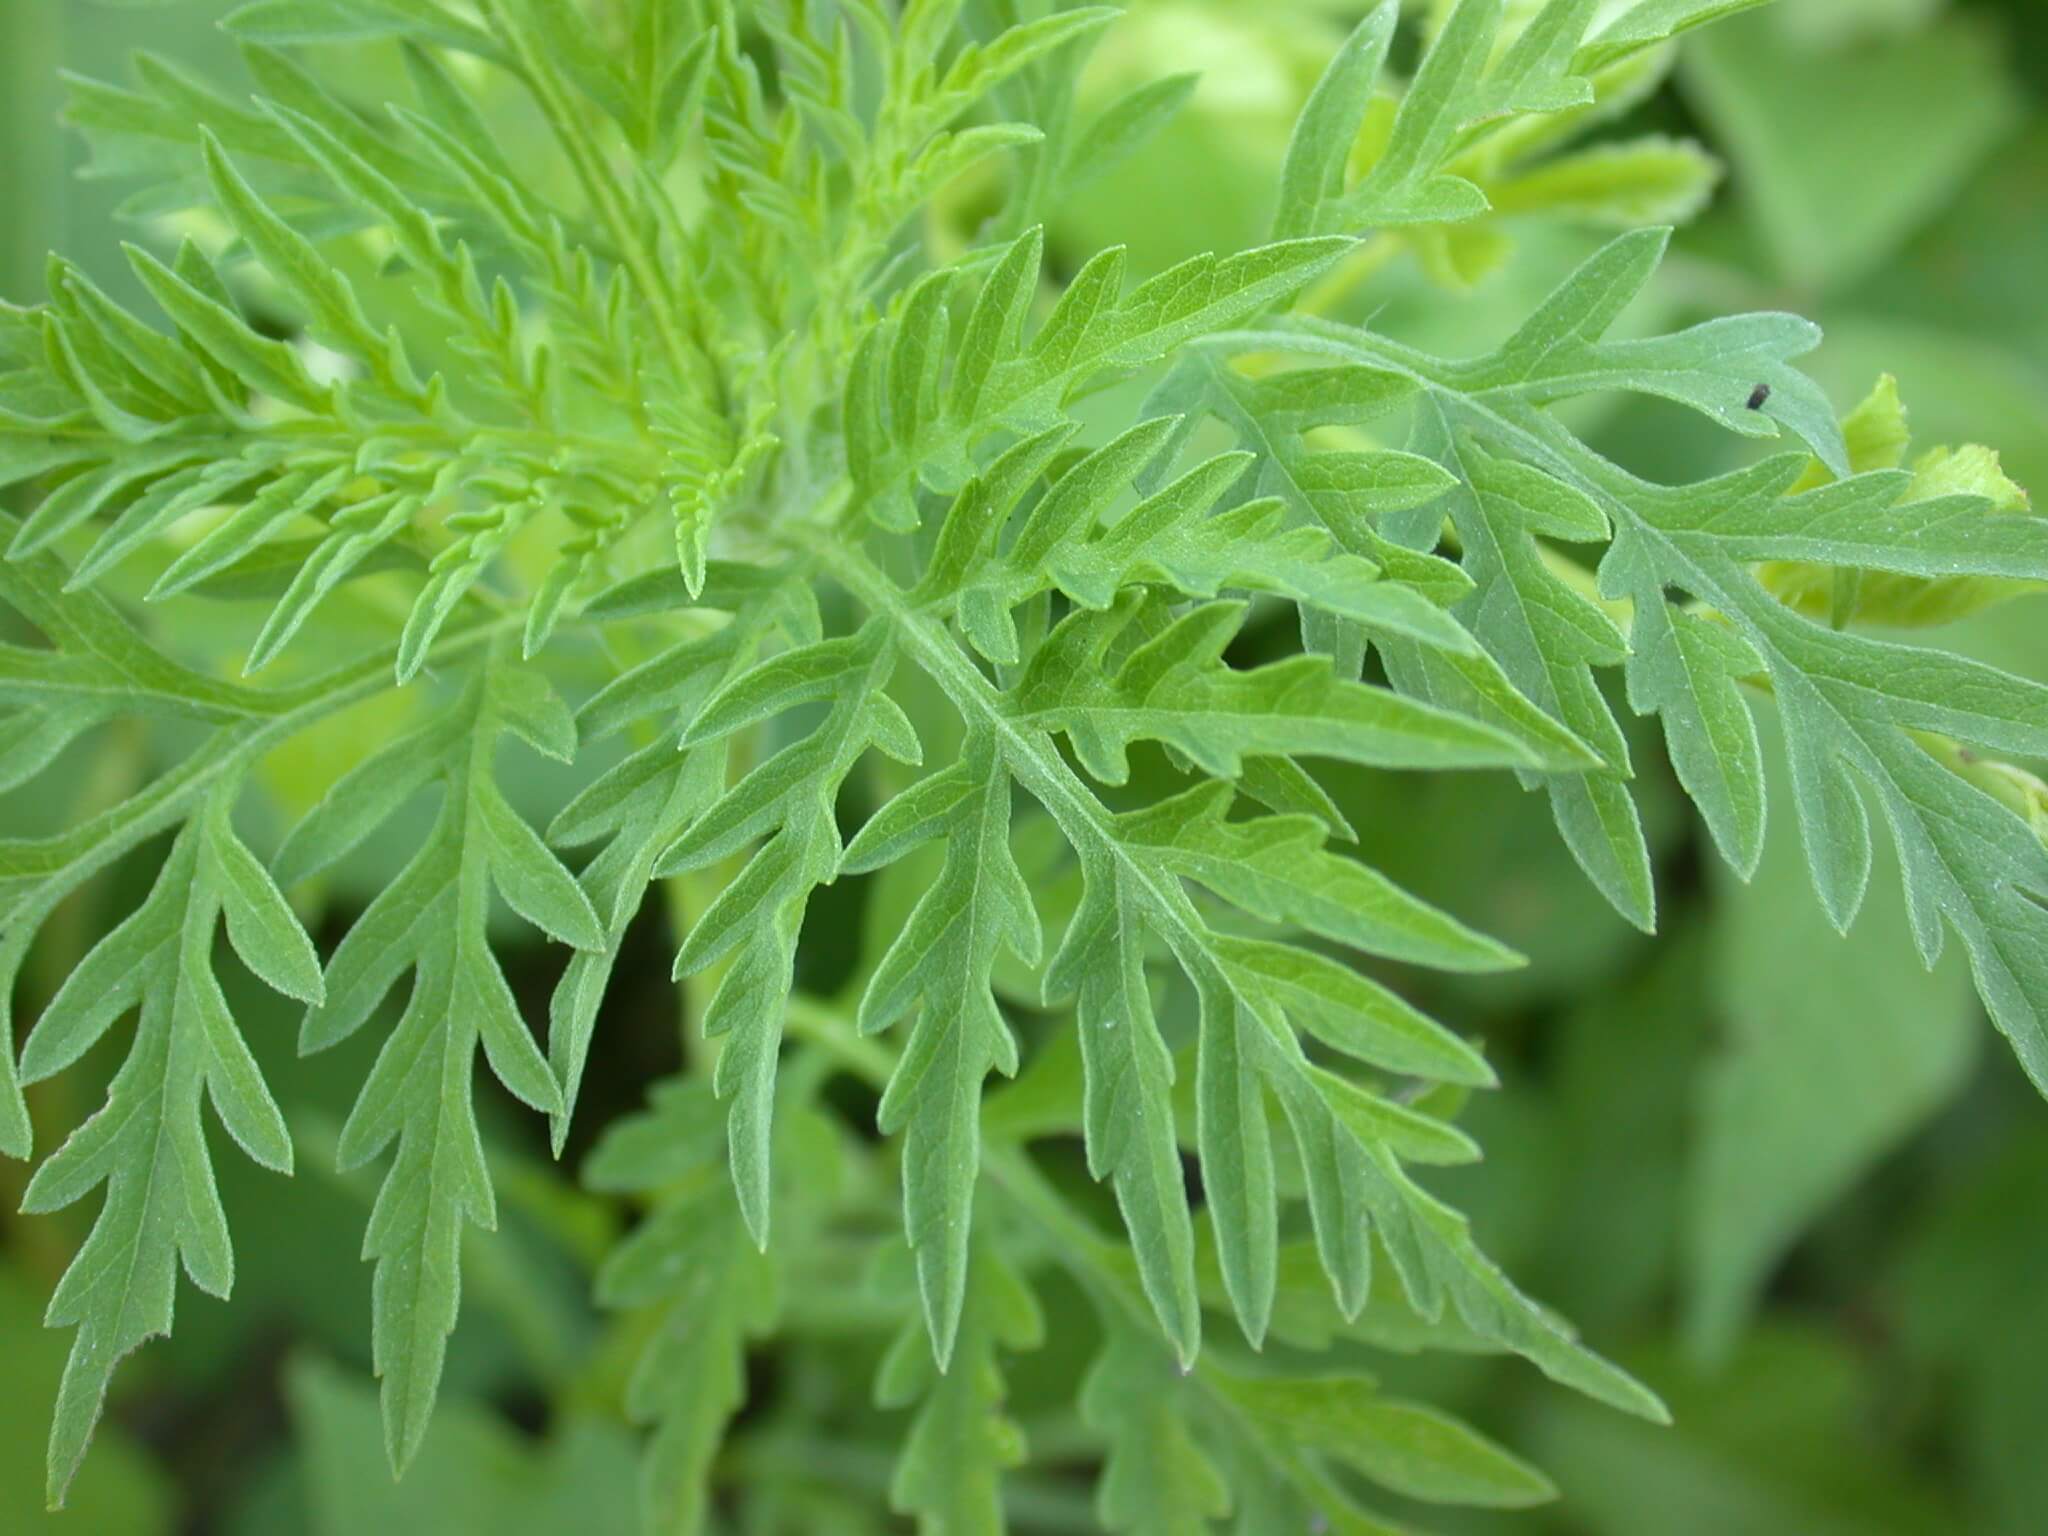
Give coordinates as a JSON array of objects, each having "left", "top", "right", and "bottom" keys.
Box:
[
  {"left": 585, "top": 1080, "right": 776, "bottom": 1536},
  {"left": 853, "top": 731, "right": 1038, "bottom": 1362},
  {"left": 277, "top": 653, "right": 600, "bottom": 1472},
  {"left": 1229, "top": 226, "right": 2048, "bottom": 1090},
  {"left": 845, "top": 223, "right": 1352, "bottom": 529},
  {"left": 18, "top": 782, "right": 312, "bottom": 1505},
  {"left": 1081, "top": 1321, "right": 1230, "bottom": 1535},
  {"left": 878, "top": 1241, "right": 1044, "bottom": 1536},
  {"left": 0, "top": 0, "right": 2037, "bottom": 1524},
  {"left": 1277, "top": 0, "right": 1756, "bottom": 287}
]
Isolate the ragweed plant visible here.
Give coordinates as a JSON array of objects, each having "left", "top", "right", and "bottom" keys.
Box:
[{"left": 5, "top": 0, "right": 2046, "bottom": 1529}]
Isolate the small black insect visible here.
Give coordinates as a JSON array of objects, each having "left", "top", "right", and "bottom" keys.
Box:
[{"left": 1746, "top": 382, "right": 1772, "bottom": 411}]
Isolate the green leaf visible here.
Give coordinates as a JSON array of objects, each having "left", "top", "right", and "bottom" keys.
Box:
[
  {"left": 1576, "top": 1, "right": 1775, "bottom": 73},
  {"left": 10, "top": 444, "right": 210, "bottom": 560},
  {"left": 1214, "top": 1371, "right": 1556, "bottom": 1507},
  {"left": 70, "top": 452, "right": 278, "bottom": 589},
  {"left": 1274, "top": 5, "right": 1398, "bottom": 240},
  {"left": 669, "top": 641, "right": 906, "bottom": 1241},
  {"left": 1045, "top": 852, "right": 1201, "bottom": 1363},
  {"left": 1480, "top": 0, "right": 1601, "bottom": 116},
  {"left": 588, "top": 1091, "right": 774, "bottom": 1536},
  {"left": 256, "top": 97, "right": 538, "bottom": 411},
  {"left": 1248, "top": 227, "right": 1843, "bottom": 470},
  {"left": 1115, "top": 782, "right": 1520, "bottom": 974},
  {"left": 42, "top": 259, "right": 208, "bottom": 424},
  {"left": 285, "top": 656, "right": 595, "bottom": 1472},
  {"left": 683, "top": 621, "right": 891, "bottom": 747},
  {"left": 1012, "top": 595, "right": 1551, "bottom": 784},
  {"left": 1081, "top": 1323, "right": 1229, "bottom": 1536},
  {"left": 248, "top": 492, "right": 423, "bottom": 672},
  {"left": 198, "top": 130, "right": 425, "bottom": 406},
  {"left": 849, "top": 228, "right": 1350, "bottom": 528},
  {"left": 224, "top": 0, "right": 511, "bottom": 64},
  {"left": 863, "top": 732, "right": 1037, "bottom": 1363},
  {"left": 832, "top": 536, "right": 1647, "bottom": 1418},
  {"left": 550, "top": 578, "right": 823, "bottom": 1155},
  {"left": 125, "top": 243, "right": 332, "bottom": 417},
  {"left": 1487, "top": 135, "right": 1722, "bottom": 227},
  {"left": 1338, "top": 0, "right": 1499, "bottom": 229},
  {"left": 17, "top": 781, "right": 307, "bottom": 1506},
  {"left": 1483, "top": 225, "right": 1842, "bottom": 467},
  {"left": 1244, "top": 229, "right": 2048, "bottom": 1092},
  {"left": 1384, "top": 402, "right": 1653, "bottom": 927},
  {"left": 1759, "top": 375, "right": 2043, "bottom": 631},
  {"left": 1334, "top": 1143, "right": 1668, "bottom": 1421},
  {"left": 1059, "top": 71, "right": 1200, "bottom": 198},
  {"left": 922, "top": 415, "right": 1481, "bottom": 666},
  {"left": 879, "top": 1242, "right": 1044, "bottom": 1536},
  {"left": 205, "top": 792, "right": 324, "bottom": 1004},
  {"left": 148, "top": 462, "right": 352, "bottom": 600},
  {"left": 1214, "top": 935, "right": 1495, "bottom": 1086},
  {"left": 1141, "top": 349, "right": 1483, "bottom": 674},
  {"left": 0, "top": 518, "right": 411, "bottom": 1202},
  {"left": 1192, "top": 971, "right": 1278, "bottom": 1346},
  {"left": 10, "top": 5, "right": 2039, "bottom": 1524}
]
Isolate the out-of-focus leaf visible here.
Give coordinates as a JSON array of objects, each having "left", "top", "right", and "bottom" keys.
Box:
[
  {"left": 1527, "top": 1329, "right": 1960, "bottom": 1536},
  {"left": 1681, "top": 10, "right": 2022, "bottom": 291},
  {"left": 1214, "top": 1370, "right": 1556, "bottom": 1507},
  {"left": 287, "top": 1355, "right": 639, "bottom": 1536},
  {"left": 1685, "top": 710, "right": 1976, "bottom": 1358},
  {"left": 1895, "top": 1127, "right": 2048, "bottom": 1535},
  {"left": 0, "top": 1265, "right": 173, "bottom": 1535}
]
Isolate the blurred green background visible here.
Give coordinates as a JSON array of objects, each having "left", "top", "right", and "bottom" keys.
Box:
[{"left": 3, "top": 1, "right": 2045, "bottom": 1531}]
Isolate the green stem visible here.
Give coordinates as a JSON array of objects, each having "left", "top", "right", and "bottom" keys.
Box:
[{"left": 783, "top": 992, "right": 897, "bottom": 1086}]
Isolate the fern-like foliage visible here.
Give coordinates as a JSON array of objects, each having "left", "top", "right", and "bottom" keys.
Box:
[
  {"left": 1221, "top": 227, "right": 2048, "bottom": 1083},
  {"left": 4, "top": 0, "right": 2045, "bottom": 1528}
]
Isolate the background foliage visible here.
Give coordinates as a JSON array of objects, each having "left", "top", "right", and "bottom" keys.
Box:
[{"left": 1, "top": 0, "right": 2045, "bottom": 1531}]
